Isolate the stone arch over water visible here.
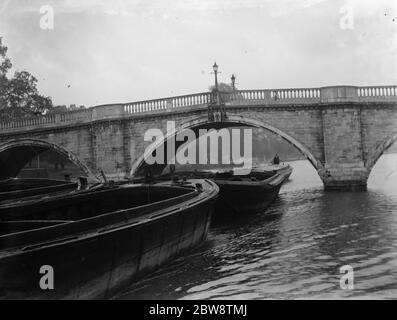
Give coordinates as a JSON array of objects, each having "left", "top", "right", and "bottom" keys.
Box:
[
  {"left": 0, "top": 139, "right": 93, "bottom": 179},
  {"left": 130, "top": 114, "right": 324, "bottom": 179},
  {"left": 365, "top": 133, "right": 397, "bottom": 174}
]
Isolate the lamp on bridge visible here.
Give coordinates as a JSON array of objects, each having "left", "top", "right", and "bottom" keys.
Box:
[
  {"left": 212, "top": 62, "right": 219, "bottom": 91},
  {"left": 212, "top": 62, "right": 220, "bottom": 105},
  {"left": 231, "top": 74, "right": 236, "bottom": 91},
  {"left": 208, "top": 62, "right": 227, "bottom": 122}
]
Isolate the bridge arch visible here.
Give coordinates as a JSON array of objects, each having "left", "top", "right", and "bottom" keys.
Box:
[
  {"left": 366, "top": 133, "right": 397, "bottom": 173},
  {"left": 0, "top": 139, "right": 93, "bottom": 180},
  {"left": 131, "top": 114, "right": 323, "bottom": 177}
]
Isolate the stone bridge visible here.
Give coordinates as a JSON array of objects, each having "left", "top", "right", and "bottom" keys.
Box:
[{"left": 1, "top": 85, "right": 397, "bottom": 191}]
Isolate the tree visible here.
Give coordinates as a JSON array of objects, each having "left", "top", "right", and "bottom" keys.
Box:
[
  {"left": 47, "top": 105, "right": 68, "bottom": 114},
  {"left": 0, "top": 37, "right": 11, "bottom": 110},
  {"left": 0, "top": 37, "right": 53, "bottom": 121}
]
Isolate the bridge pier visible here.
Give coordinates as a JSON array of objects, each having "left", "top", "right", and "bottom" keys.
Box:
[
  {"left": 320, "top": 164, "right": 369, "bottom": 191},
  {"left": 320, "top": 98, "right": 370, "bottom": 191}
]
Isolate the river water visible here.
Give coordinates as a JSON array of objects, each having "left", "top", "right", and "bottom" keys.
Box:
[{"left": 117, "top": 154, "right": 397, "bottom": 300}]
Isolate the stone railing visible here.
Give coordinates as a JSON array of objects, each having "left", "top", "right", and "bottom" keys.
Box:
[
  {"left": 0, "top": 114, "right": 57, "bottom": 130},
  {"left": 221, "top": 88, "right": 322, "bottom": 104},
  {"left": 357, "top": 85, "right": 397, "bottom": 102},
  {"left": 0, "top": 109, "right": 93, "bottom": 131},
  {"left": 271, "top": 88, "right": 321, "bottom": 100},
  {"left": 123, "top": 92, "right": 211, "bottom": 114},
  {"left": 59, "top": 108, "right": 93, "bottom": 123},
  {"left": 1, "top": 85, "right": 396, "bottom": 133}
]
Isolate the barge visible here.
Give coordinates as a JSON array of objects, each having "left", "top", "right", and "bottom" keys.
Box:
[{"left": 0, "top": 179, "right": 218, "bottom": 299}]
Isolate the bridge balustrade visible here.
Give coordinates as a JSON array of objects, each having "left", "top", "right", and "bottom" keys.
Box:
[
  {"left": 1, "top": 85, "right": 396, "bottom": 133},
  {"left": 357, "top": 86, "right": 397, "bottom": 102},
  {"left": 124, "top": 92, "right": 211, "bottom": 114}
]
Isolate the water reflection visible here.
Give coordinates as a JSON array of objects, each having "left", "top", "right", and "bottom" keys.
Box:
[{"left": 116, "top": 155, "right": 397, "bottom": 300}]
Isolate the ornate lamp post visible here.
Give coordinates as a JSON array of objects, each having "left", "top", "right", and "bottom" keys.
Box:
[
  {"left": 213, "top": 62, "right": 219, "bottom": 91},
  {"left": 208, "top": 62, "right": 226, "bottom": 122},
  {"left": 212, "top": 62, "right": 222, "bottom": 105},
  {"left": 231, "top": 74, "right": 236, "bottom": 91}
]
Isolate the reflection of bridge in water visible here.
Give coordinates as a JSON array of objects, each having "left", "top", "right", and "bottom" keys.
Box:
[{"left": 1, "top": 85, "right": 397, "bottom": 191}]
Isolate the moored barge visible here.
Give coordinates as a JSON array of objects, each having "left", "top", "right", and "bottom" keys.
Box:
[
  {"left": 140, "top": 163, "right": 292, "bottom": 215},
  {"left": 0, "top": 179, "right": 218, "bottom": 299},
  {"left": 0, "top": 178, "right": 78, "bottom": 203}
]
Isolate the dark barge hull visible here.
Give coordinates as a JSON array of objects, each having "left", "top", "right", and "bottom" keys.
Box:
[
  {"left": 148, "top": 165, "right": 292, "bottom": 216},
  {"left": 0, "top": 180, "right": 218, "bottom": 300},
  {"left": 214, "top": 165, "right": 292, "bottom": 215},
  {"left": 215, "top": 179, "right": 282, "bottom": 215},
  {"left": 0, "top": 178, "right": 77, "bottom": 203}
]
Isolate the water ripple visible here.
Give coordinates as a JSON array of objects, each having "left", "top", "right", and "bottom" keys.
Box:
[{"left": 116, "top": 157, "right": 397, "bottom": 300}]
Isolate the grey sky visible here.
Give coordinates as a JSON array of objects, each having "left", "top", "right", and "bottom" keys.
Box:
[{"left": 0, "top": 0, "right": 396, "bottom": 107}]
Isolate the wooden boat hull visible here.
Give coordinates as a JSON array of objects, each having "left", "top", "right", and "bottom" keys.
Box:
[
  {"left": 215, "top": 180, "right": 281, "bottom": 215},
  {"left": 0, "top": 178, "right": 77, "bottom": 203},
  {"left": 251, "top": 163, "right": 293, "bottom": 180},
  {"left": 149, "top": 165, "right": 292, "bottom": 216},
  {"left": 0, "top": 180, "right": 218, "bottom": 300},
  {"left": 214, "top": 166, "right": 292, "bottom": 215},
  {"left": 0, "top": 178, "right": 70, "bottom": 192}
]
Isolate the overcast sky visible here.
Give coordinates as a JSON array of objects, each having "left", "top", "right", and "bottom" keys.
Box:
[{"left": 0, "top": 0, "right": 396, "bottom": 107}]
